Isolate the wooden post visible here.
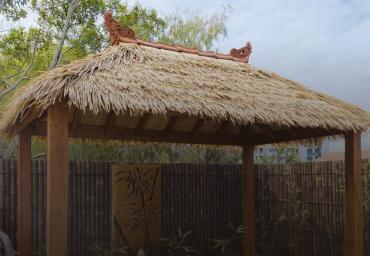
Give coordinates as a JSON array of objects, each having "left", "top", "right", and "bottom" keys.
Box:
[
  {"left": 47, "top": 105, "right": 69, "bottom": 256},
  {"left": 344, "top": 132, "right": 364, "bottom": 256},
  {"left": 17, "top": 131, "right": 32, "bottom": 256},
  {"left": 243, "top": 142, "right": 255, "bottom": 256}
]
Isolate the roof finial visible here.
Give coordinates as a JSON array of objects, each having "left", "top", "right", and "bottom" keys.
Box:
[
  {"left": 230, "top": 42, "right": 252, "bottom": 63},
  {"left": 104, "top": 11, "right": 136, "bottom": 45}
]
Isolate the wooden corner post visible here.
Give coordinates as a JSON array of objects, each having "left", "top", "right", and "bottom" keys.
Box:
[
  {"left": 18, "top": 131, "right": 32, "bottom": 256},
  {"left": 243, "top": 141, "right": 255, "bottom": 256},
  {"left": 344, "top": 132, "right": 364, "bottom": 256},
  {"left": 47, "top": 105, "right": 69, "bottom": 256}
]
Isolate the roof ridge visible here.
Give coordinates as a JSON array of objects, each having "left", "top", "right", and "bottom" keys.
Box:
[{"left": 103, "top": 11, "right": 252, "bottom": 63}]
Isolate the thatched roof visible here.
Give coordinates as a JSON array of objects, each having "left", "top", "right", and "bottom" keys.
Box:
[{"left": 0, "top": 40, "right": 369, "bottom": 138}]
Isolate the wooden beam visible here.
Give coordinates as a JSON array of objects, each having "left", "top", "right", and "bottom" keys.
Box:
[
  {"left": 47, "top": 105, "right": 69, "bottom": 256},
  {"left": 104, "top": 112, "right": 117, "bottom": 132},
  {"left": 216, "top": 121, "right": 228, "bottom": 136},
  {"left": 164, "top": 115, "right": 178, "bottom": 132},
  {"left": 286, "top": 128, "right": 297, "bottom": 137},
  {"left": 135, "top": 114, "right": 150, "bottom": 134},
  {"left": 253, "top": 128, "right": 343, "bottom": 145},
  {"left": 243, "top": 141, "right": 255, "bottom": 256},
  {"left": 32, "top": 123, "right": 243, "bottom": 146},
  {"left": 71, "top": 109, "right": 80, "bottom": 132},
  {"left": 17, "top": 131, "right": 32, "bottom": 256},
  {"left": 252, "top": 124, "right": 276, "bottom": 140},
  {"left": 14, "top": 110, "right": 43, "bottom": 135},
  {"left": 191, "top": 119, "right": 203, "bottom": 134},
  {"left": 344, "top": 132, "right": 364, "bottom": 256},
  {"left": 31, "top": 116, "right": 344, "bottom": 146}
]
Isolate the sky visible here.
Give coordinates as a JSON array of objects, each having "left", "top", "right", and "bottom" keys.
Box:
[{"left": 2, "top": 0, "right": 370, "bottom": 150}]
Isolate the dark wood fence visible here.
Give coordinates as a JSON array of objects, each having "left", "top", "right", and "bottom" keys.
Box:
[
  {"left": 0, "top": 160, "right": 369, "bottom": 256},
  {"left": 161, "top": 162, "right": 370, "bottom": 256},
  {"left": 0, "top": 159, "right": 112, "bottom": 256},
  {"left": 161, "top": 164, "right": 242, "bottom": 255}
]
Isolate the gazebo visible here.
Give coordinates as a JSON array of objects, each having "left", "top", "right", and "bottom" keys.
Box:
[{"left": 0, "top": 13, "right": 369, "bottom": 256}]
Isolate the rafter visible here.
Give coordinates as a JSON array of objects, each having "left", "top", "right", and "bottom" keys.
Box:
[
  {"left": 71, "top": 109, "right": 80, "bottom": 132},
  {"left": 104, "top": 112, "right": 117, "bottom": 132},
  {"left": 164, "top": 115, "right": 178, "bottom": 132},
  {"left": 215, "top": 121, "right": 228, "bottom": 136},
  {"left": 252, "top": 124, "right": 276, "bottom": 140},
  {"left": 135, "top": 114, "right": 150, "bottom": 134},
  {"left": 191, "top": 119, "right": 203, "bottom": 134},
  {"left": 14, "top": 110, "right": 43, "bottom": 135}
]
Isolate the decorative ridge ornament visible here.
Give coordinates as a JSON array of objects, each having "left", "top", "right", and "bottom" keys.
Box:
[
  {"left": 104, "top": 11, "right": 136, "bottom": 45},
  {"left": 103, "top": 11, "right": 252, "bottom": 63},
  {"left": 230, "top": 42, "right": 252, "bottom": 63}
]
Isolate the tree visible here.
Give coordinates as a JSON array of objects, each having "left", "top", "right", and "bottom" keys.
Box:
[
  {"left": 159, "top": 7, "right": 230, "bottom": 51},
  {"left": 259, "top": 146, "right": 299, "bottom": 164},
  {"left": 0, "top": 0, "right": 28, "bottom": 21},
  {"left": 31, "top": 0, "right": 166, "bottom": 68},
  {"left": 115, "top": 4, "right": 166, "bottom": 41},
  {"left": 0, "top": 27, "right": 51, "bottom": 99}
]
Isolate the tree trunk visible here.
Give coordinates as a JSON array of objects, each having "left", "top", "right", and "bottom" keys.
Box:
[{"left": 48, "top": 0, "right": 79, "bottom": 69}]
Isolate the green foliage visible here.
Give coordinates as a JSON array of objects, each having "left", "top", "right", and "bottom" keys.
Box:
[
  {"left": 212, "top": 223, "right": 243, "bottom": 256},
  {"left": 0, "top": 27, "right": 53, "bottom": 109},
  {"left": 31, "top": 0, "right": 106, "bottom": 33},
  {"left": 0, "top": 27, "right": 52, "bottom": 77},
  {"left": 161, "top": 228, "right": 198, "bottom": 256},
  {"left": 0, "top": 0, "right": 29, "bottom": 21},
  {"left": 30, "top": 0, "right": 166, "bottom": 58},
  {"left": 31, "top": 0, "right": 108, "bottom": 60},
  {"left": 259, "top": 145, "right": 299, "bottom": 164},
  {"left": 113, "top": 3, "right": 166, "bottom": 41},
  {"left": 91, "top": 242, "right": 127, "bottom": 256},
  {"left": 159, "top": 7, "right": 230, "bottom": 51}
]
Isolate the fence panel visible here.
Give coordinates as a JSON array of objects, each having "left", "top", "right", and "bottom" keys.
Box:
[
  {"left": 161, "top": 161, "right": 370, "bottom": 256},
  {"left": 161, "top": 164, "right": 242, "bottom": 255},
  {"left": 0, "top": 159, "right": 111, "bottom": 256},
  {"left": 0, "top": 159, "right": 369, "bottom": 256}
]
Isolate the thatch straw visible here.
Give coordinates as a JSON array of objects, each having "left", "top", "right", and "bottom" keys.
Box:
[{"left": 0, "top": 43, "right": 369, "bottom": 134}]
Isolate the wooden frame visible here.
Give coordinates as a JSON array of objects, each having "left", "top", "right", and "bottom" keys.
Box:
[
  {"left": 28, "top": 122, "right": 342, "bottom": 147},
  {"left": 17, "top": 131, "right": 32, "bottom": 256},
  {"left": 243, "top": 142, "right": 255, "bottom": 256},
  {"left": 46, "top": 105, "right": 69, "bottom": 256},
  {"left": 344, "top": 132, "right": 364, "bottom": 256},
  {"left": 15, "top": 108, "right": 365, "bottom": 256}
]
